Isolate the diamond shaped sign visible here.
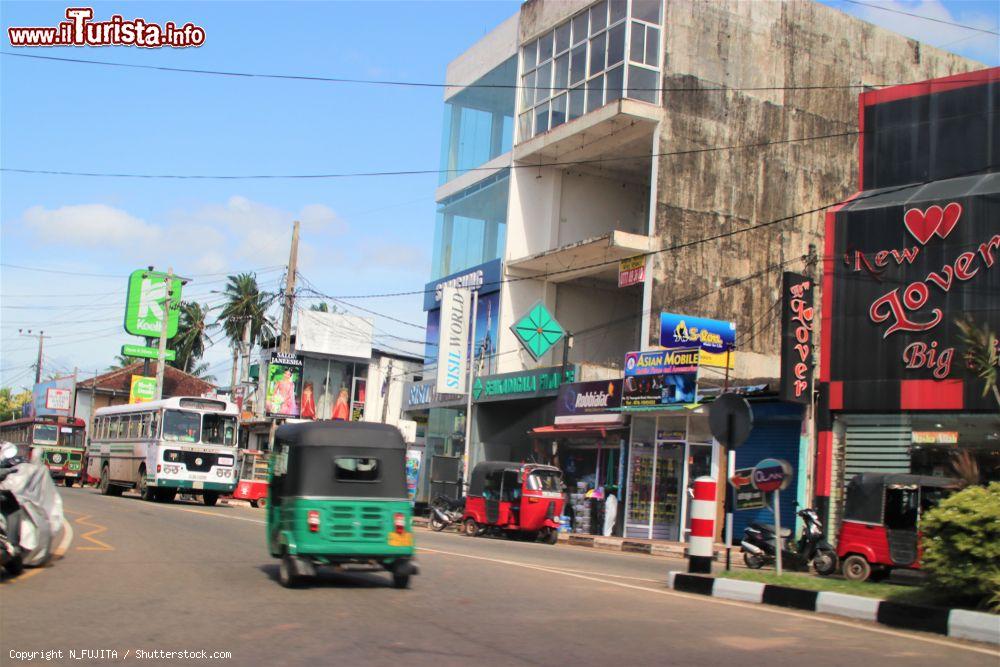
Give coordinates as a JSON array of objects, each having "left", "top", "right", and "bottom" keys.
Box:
[
  {"left": 473, "top": 377, "right": 483, "bottom": 400},
  {"left": 511, "top": 301, "right": 565, "bottom": 361}
]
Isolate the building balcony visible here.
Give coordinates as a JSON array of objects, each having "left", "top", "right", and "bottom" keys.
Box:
[{"left": 506, "top": 230, "right": 653, "bottom": 285}]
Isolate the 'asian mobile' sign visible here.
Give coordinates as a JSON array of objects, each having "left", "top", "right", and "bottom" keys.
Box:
[
  {"left": 622, "top": 348, "right": 699, "bottom": 408},
  {"left": 436, "top": 286, "right": 470, "bottom": 395},
  {"left": 751, "top": 458, "right": 793, "bottom": 493},
  {"left": 659, "top": 312, "right": 735, "bottom": 369},
  {"left": 779, "top": 272, "right": 814, "bottom": 404},
  {"left": 124, "top": 269, "right": 183, "bottom": 338}
]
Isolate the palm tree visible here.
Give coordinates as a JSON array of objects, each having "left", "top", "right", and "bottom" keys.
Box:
[
  {"left": 309, "top": 302, "right": 341, "bottom": 314},
  {"left": 106, "top": 354, "right": 138, "bottom": 371},
  {"left": 217, "top": 273, "right": 275, "bottom": 388},
  {"left": 185, "top": 361, "right": 217, "bottom": 383},
  {"left": 171, "top": 301, "right": 212, "bottom": 373},
  {"left": 956, "top": 316, "right": 999, "bottom": 409}
]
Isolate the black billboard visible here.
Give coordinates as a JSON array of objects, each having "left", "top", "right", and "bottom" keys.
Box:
[{"left": 779, "top": 272, "right": 814, "bottom": 404}]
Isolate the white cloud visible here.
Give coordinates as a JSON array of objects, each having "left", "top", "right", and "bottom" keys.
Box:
[
  {"left": 356, "top": 239, "right": 428, "bottom": 273},
  {"left": 23, "top": 204, "right": 161, "bottom": 248},
  {"left": 842, "top": 0, "right": 999, "bottom": 64}
]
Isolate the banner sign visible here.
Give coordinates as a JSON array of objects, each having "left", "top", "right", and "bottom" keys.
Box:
[
  {"left": 659, "top": 312, "right": 735, "bottom": 369},
  {"left": 266, "top": 352, "right": 303, "bottom": 418},
  {"left": 618, "top": 256, "right": 645, "bottom": 288},
  {"left": 555, "top": 379, "right": 623, "bottom": 424},
  {"left": 779, "top": 272, "right": 815, "bottom": 404},
  {"left": 123, "top": 269, "right": 182, "bottom": 338},
  {"left": 295, "top": 310, "right": 373, "bottom": 360},
  {"left": 423, "top": 258, "right": 502, "bottom": 311},
  {"left": 129, "top": 375, "right": 157, "bottom": 404},
  {"left": 436, "top": 286, "right": 471, "bottom": 395},
  {"left": 402, "top": 379, "right": 464, "bottom": 411},
  {"left": 30, "top": 377, "right": 75, "bottom": 417},
  {"left": 729, "top": 467, "right": 766, "bottom": 510},
  {"left": 622, "top": 348, "right": 699, "bottom": 408},
  {"left": 473, "top": 366, "right": 576, "bottom": 403},
  {"left": 405, "top": 448, "right": 423, "bottom": 502},
  {"left": 122, "top": 343, "right": 176, "bottom": 362}
]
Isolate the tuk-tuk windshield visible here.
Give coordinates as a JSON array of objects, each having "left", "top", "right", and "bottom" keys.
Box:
[{"left": 526, "top": 470, "right": 561, "bottom": 492}]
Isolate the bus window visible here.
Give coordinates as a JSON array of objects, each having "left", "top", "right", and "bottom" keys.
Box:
[
  {"left": 140, "top": 413, "right": 151, "bottom": 438},
  {"left": 128, "top": 415, "right": 140, "bottom": 439},
  {"left": 33, "top": 424, "right": 58, "bottom": 444},
  {"left": 150, "top": 412, "right": 160, "bottom": 439},
  {"left": 115, "top": 417, "right": 125, "bottom": 440},
  {"left": 163, "top": 410, "right": 200, "bottom": 443},
  {"left": 203, "top": 414, "right": 237, "bottom": 446}
]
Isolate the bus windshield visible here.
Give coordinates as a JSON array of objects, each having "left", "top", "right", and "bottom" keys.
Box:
[
  {"left": 526, "top": 470, "right": 562, "bottom": 492},
  {"left": 33, "top": 425, "right": 58, "bottom": 444},
  {"left": 163, "top": 410, "right": 201, "bottom": 443},
  {"left": 202, "top": 414, "right": 237, "bottom": 446}
]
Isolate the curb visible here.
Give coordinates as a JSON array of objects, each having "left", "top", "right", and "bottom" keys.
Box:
[{"left": 667, "top": 572, "right": 999, "bottom": 646}]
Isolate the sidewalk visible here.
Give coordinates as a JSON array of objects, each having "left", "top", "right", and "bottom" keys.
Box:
[{"left": 413, "top": 516, "right": 737, "bottom": 562}]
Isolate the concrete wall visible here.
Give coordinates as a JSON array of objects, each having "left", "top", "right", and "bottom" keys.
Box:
[
  {"left": 648, "top": 0, "right": 983, "bottom": 381},
  {"left": 558, "top": 170, "right": 648, "bottom": 246},
  {"left": 555, "top": 282, "right": 641, "bottom": 369},
  {"left": 364, "top": 355, "right": 423, "bottom": 426}
]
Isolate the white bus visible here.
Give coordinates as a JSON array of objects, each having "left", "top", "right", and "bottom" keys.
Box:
[{"left": 87, "top": 397, "right": 239, "bottom": 505}]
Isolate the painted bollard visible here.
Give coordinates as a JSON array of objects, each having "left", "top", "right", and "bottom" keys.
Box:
[{"left": 688, "top": 476, "right": 716, "bottom": 574}]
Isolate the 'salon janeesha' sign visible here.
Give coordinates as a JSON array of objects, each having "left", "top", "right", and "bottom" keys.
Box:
[{"left": 436, "top": 286, "right": 470, "bottom": 395}]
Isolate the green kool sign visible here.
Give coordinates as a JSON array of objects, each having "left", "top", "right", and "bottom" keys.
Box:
[
  {"left": 473, "top": 366, "right": 576, "bottom": 403},
  {"left": 124, "top": 269, "right": 183, "bottom": 338},
  {"left": 121, "top": 344, "right": 176, "bottom": 362}
]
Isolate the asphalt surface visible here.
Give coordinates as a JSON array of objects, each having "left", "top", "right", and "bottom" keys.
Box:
[{"left": 2, "top": 487, "right": 996, "bottom": 666}]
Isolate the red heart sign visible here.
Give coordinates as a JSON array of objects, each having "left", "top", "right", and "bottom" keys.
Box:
[{"left": 903, "top": 202, "right": 962, "bottom": 244}]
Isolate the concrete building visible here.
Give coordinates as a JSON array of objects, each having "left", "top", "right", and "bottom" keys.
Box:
[{"left": 413, "top": 0, "right": 983, "bottom": 535}]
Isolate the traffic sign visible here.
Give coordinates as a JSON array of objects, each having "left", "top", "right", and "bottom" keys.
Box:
[
  {"left": 122, "top": 344, "right": 176, "bottom": 362},
  {"left": 751, "top": 458, "right": 793, "bottom": 493},
  {"left": 709, "top": 393, "right": 753, "bottom": 448},
  {"left": 124, "top": 269, "right": 182, "bottom": 338}
]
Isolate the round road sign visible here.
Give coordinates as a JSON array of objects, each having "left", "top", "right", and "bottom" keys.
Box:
[{"left": 708, "top": 393, "right": 753, "bottom": 449}]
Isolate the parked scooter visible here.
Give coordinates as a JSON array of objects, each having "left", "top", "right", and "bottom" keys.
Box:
[
  {"left": 0, "top": 442, "right": 64, "bottom": 577},
  {"left": 740, "top": 507, "right": 838, "bottom": 575},
  {"left": 429, "top": 494, "right": 465, "bottom": 532}
]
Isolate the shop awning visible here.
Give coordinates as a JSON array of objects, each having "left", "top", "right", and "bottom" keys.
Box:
[{"left": 530, "top": 423, "right": 629, "bottom": 438}]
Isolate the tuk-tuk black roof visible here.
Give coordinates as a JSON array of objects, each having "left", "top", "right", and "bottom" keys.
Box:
[
  {"left": 275, "top": 421, "right": 406, "bottom": 450},
  {"left": 468, "top": 461, "right": 560, "bottom": 497},
  {"left": 843, "top": 473, "right": 961, "bottom": 523}
]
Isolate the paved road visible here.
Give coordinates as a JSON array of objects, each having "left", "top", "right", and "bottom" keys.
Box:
[{"left": 2, "top": 488, "right": 996, "bottom": 666}]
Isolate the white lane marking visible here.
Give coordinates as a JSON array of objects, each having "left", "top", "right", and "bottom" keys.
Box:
[{"left": 421, "top": 547, "right": 999, "bottom": 657}]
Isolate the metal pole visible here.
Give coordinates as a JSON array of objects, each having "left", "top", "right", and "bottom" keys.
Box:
[
  {"left": 154, "top": 268, "right": 173, "bottom": 401},
  {"left": 462, "top": 289, "right": 479, "bottom": 488},
  {"left": 723, "top": 348, "right": 733, "bottom": 569},
  {"left": 774, "top": 489, "right": 783, "bottom": 576}
]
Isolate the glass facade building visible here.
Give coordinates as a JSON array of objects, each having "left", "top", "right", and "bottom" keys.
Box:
[{"left": 430, "top": 170, "right": 509, "bottom": 281}]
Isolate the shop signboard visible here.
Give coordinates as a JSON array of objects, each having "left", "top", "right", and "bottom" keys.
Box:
[
  {"left": 295, "top": 310, "right": 373, "bottom": 361},
  {"left": 511, "top": 301, "right": 565, "bottom": 361},
  {"left": 751, "top": 458, "right": 793, "bottom": 493},
  {"left": 472, "top": 365, "right": 576, "bottom": 403},
  {"left": 424, "top": 259, "right": 502, "bottom": 311},
  {"left": 129, "top": 375, "right": 157, "bottom": 404},
  {"left": 436, "top": 286, "right": 471, "bottom": 395},
  {"left": 266, "top": 352, "right": 303, "bottom": 418},
  {"left": 122, "top": 343, "right": 175, "bottom": 362},
  {"left": 618, "top": 256, "right": 646, "bottom": 288},
  {"left": 729, "top": 468, "right": 766, "bottom": 510},
  {"left": 30, "top": 377, "right": 75, "bottom": 417},
  {"left": 405, "top": 448, "right": 423, "bottom": 501},
  {"left": 555, "top": 379, "right": 623, "bottom": 425},
  {"left": 123, "top": 269, "right": 183, "bottom": 338},
  {"left": 779, "top": 272, "right": 814, "bottom": 404},
  {"left": 659, "top": 312, "right": 735, "bottom": 369},
  {"left": 402, "top": 379, "right": 464, "bottom": 411},
  {"left": 911, "top": 431, "right": 959, "bottom": 444},
  {"left": 622, "top": 348, "right": 699, "bottom": 408}
]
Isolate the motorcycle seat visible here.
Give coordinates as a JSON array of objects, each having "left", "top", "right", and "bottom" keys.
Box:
[{"left": 751, "top": 522, "right": 791, "bottom": 538}]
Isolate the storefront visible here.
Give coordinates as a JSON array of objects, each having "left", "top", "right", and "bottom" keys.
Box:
[
  {"left": 530, "top": 379, "right": 629, "bottom": 536},
  {"left": 401, "top": 379, "right": 465, "bottom": 504},
  {"left": 817, "top": 69, "right": 1000, "bottom": 529}
]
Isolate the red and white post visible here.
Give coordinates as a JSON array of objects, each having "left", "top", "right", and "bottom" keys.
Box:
[{"left": 688, "top": 476, "right": 716, "bottom": 574}]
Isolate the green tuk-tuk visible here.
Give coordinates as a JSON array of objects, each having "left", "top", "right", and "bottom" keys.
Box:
[{"left": 266, "top": 421, "right": 418, "bottom": 588}]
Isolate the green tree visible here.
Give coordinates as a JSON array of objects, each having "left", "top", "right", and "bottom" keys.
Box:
[
  {"left": 0, "top": 387, "right": 32, "bottom": 421},
  {"left": 106, "top": 354, "right": 139, "bottom": 371},
  {"left": 217, "top": 273, "right": 275, "bottom": 387},
  {"left": 956, "top": 316, "right": 999, "bottom": 409},
  {"left": 309, "top": 302, "right": 341, "bottom": 314},
  {"left": 170, "top": 301, "right": 212, "bottom": 373}
]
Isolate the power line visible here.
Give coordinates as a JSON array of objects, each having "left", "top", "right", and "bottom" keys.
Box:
[
  {"left": 0, "top": 263, "right": 284, "bottom": 280},
  {"left": 4, "top": 50, "right": 997, "bottom": 88},
  {"left": 840, "top": 0, "right": 1000, "bottom": 35}
]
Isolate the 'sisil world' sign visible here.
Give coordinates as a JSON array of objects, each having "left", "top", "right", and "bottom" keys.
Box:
[
  {"left": 829, "top": 191, "right": 1000, "bottom": 411},
  {"left": 779, "top": 272, "right": 814, "bottom": 404}
]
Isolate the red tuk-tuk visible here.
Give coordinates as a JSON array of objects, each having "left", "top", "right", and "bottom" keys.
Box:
[
  {"left": 462, "top": 461, "right": 564, "bottom": 544},
  {"left": 233, "top": 450, "right": 270, "bottom": 508},
  {"left": 837, "top": 473, "right": 960, "bottom": 581}
]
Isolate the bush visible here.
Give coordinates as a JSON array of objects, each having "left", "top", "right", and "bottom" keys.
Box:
[{"left": 921, "top": 482, "right": 1000, "bottom": 608}]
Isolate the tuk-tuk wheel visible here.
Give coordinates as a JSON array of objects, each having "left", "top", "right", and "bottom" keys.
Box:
[
  {"left": 254, "top": 497, "right": 268, "bottom": 509},
  {"left": 278, "top": 551, "right": 302, "bottom": 588},
  {"left": 392, "top": 571, "right": 411, "bottom": 589},
  {"left": 540, "top": 528, "right": 558, "bottom": 545},
  {"left": 463, "top": 518, "right": 480, "bottom": 537},
  {"left": 842, "top": 555, "right": 871, "bottom": 582}
]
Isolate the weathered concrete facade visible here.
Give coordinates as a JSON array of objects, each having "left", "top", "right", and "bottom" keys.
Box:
[{"left": 648, "top": 0, "right": 980, "bottom": 381}]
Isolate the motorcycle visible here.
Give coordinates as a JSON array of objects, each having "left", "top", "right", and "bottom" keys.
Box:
[
  {"left": 0, "top": 442, "right": 65, "bottom": 577},
  {"left": 428, "top": 494, "right": 465, "bottom": 532},
  {"left": 740, "top": 507, "right": 838, "bottom": 576}
]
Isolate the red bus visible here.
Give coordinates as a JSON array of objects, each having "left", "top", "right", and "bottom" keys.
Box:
[{"left": 0, "top": 415, "right": 87, "bottom": 485}]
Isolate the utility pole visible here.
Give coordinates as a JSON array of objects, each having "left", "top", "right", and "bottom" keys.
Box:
[
  {"left": 279, "top": 221, "right": 300, "bottom": 354},
  {"left": 239, "top": 318, "right": 252, "bottom": 384},
  {"left": 380, "top": 359, "right": 394, "bottom": 423},
  {"left": 18, "top": 329, "right": 46, "bottom": 384},
  {"left": 154, "top": 268, "right": 174, "bottom": 401}
]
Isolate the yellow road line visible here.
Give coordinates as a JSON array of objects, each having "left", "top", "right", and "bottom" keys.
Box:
[
  {"left": 420, "top": 547, "right": 1000, "bottom": 657},
  {"left": 69, "top": 512, "right": 114, "bottom": 551}
]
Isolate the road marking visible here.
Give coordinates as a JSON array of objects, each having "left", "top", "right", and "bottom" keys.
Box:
[
  {"left": 179, "top": 508, "right": 265, "bottom": 524},
  {"left": 421, "top": 547, "right": 1000, "bottom": 657},
  {"left": 69, "top": 512, "right": 114, "bottom": 551}
]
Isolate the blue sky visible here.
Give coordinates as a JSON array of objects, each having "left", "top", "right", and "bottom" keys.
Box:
[{"left": 1, "top": 0, "right": 997, "bottom": 389}]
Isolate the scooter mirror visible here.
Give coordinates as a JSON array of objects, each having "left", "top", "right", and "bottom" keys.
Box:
[{"left": 0, "top": 442, "right": 18, "bottom": 462}]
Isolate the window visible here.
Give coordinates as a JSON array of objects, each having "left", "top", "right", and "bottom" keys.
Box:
[
  {"left": 627, "top": 65, "right": 658, "bottom": 104},
  {"left": 127, "top": 415, "right": 139, "bottom": 439},
  {"left": 33, "top": 424, "right": 58, "bottom": 444},
  {"left": 631, "top": 0, "right": 661, "bottom": 24},
  {"left": 431, "top": 172, "right": 509, "bottom": 279},
  {"left": 203, "top": 414, "right": 237, "bottom": 446},
  {"left": 114, "top": 417, "right": 124, "bottom": 439},
  {"left": 527, "top": 470, "right": 563, "bottom": 492},
  {"left": 140, "top": 413, "right": 151, "bottom": 438},
  {"left": 334, "top": 457, "right": 380, "bottom": 482},
  {"left": 150, "top": 412, "right": 160, "bottom": 439},
  {"left": 163, "top": 410, "right": 201, "bottom": 443}
]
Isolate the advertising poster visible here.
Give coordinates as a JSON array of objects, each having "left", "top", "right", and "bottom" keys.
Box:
[
  {"left": 405, "top": 449, "right": 423, "bottom": 502},
  {"left": 266, "top": 352, "right": 303, "bottom": 418},
  {"left": 436, "top": 286, "right": 470, "bottom": 394},
  {"left": 555, "top": 379, "right": 623, "bottom": 424},
  {"left": 659, "top": 312, "right": 735, "bottom": 369},
  {"left": 129, "top": 375, "right": 157, "bottom": 404},
  {"left": 425, "top": 291, "right": 501, "bottom": 377},
  {"left": 622, "top": 348, "right": 700, "bottom": 408},
  {"left": 30, "top": 377, "right": 76, "bottom": 417}
]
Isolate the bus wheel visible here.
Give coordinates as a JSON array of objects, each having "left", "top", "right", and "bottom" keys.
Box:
[
  {"left": 99, "top": 466, "right": 115, "bottom": 496},
  {"left": 203, "top": 492, "right": 219, "bottom": 507},
  {"left": 138, "top": 469, "right": 155, "bottom": 502},
  {"left": 156, "top": 489, "right": 177, "bottom": 503}
]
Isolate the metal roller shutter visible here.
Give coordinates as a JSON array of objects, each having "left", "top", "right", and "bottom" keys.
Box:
[{"left": 733, "top": 421, "right": 802, "bottom": 543}]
